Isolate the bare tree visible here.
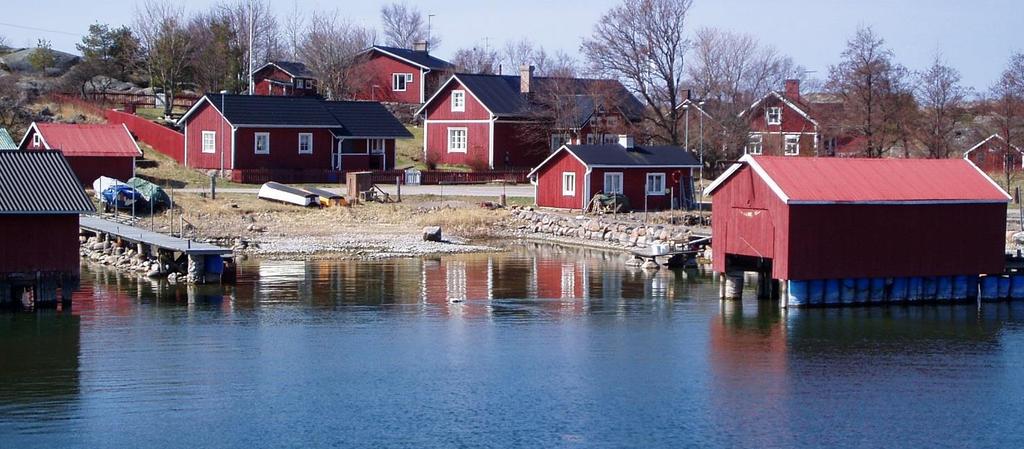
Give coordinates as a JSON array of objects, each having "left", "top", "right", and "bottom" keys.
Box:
[
  {"left": 989, "top": 52, "right": 1024, "bottom": 189},
  {"left": 582, "top": 0, "right": 694, "bottom": 145},
  {"left": 915, "top": 55, "right": 970, "bottom": 159},
  {"left": 297, "top": 11, "right": 376, "bottom": 100},
  {"left": 380, "top": 2, "right": 437, "bottom": 49},
  {"left": 134, "top": 1, "right": 199, "bottom": 116},
  {"left": 190, "top": 11, "right": 244, "bottom": 93},
  {"left": 826, "top": 26, "right": 910, "bottom": 157},
  {"left": 451, "top": 46, "right": 500, "bottom": 74},
  {"left": 218, "top": 0, "right": 282, "bottom": 92},
  {"left": 282, "top": 0, "right": 306, "bottom": 60},
  {"left": 0, "top": 73, "right": 32, "bottom": 135}
]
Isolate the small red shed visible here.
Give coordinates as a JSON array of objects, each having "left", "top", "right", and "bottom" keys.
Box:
[
  {"left": 705, "top": 155, "right": 1010, "bottom": 283},
  {"left": 528, "top": 138, "right": 701, "bottom": 211},
  {"left": 0, "top": 150, "right": 95, "bottom": 307},
  {"left": 964, "top": 134, "right": 1023, "bottom": 173},
  {"left": 19, "top": 122, "right": 142, "bottom": 185}
]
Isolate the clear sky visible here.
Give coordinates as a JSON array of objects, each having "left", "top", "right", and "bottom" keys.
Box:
[{"left": 1, "top": 0, "right": 1018, "bottom": 92}]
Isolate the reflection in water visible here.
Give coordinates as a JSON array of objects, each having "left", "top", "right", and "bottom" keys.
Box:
[{"left": 2, "top": 242, "right": 1024, "bottom": 448}]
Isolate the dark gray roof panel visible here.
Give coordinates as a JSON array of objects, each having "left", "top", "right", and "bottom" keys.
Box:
[
  {"left": 565, "top": 144, "right": 700, "bottom": 167},
  {"left": 0, "top": 150, "right": 95, "bottom": 214},
  {"left": 268, "top": 60, "right": 314, "bottom": 78},
  {"left": 372, "top": 46, "right": 454, "bottom": 70},
  {"left": 323, "top": 101, "right": 413, "bottom": 138},
  {"left": 206, "top": 94, "right": 340, "bottom": 127},
  {"left": 453, "top": 74, "right": 644, "bottom": 125}
]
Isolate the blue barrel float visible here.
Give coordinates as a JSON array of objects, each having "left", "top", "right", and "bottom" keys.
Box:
[
  {"left": 907, "top": 277, "right": 924, "bottom": 301},
  {"left": 1011, "top": 275, "right": 1024, "bottom": 300},
  {"left": 980, "top": 276, "right": 1000, "bottom": 301},
  {"left": 890, "top": 277, "right": 908, "bottom": 301},
  {"left": 870, "top": 278, "right": 887, "bottom": 302},
  {"left": 824, "top": 279, "right": 841, "bottom": 305},
  {"left": 788, "top": 280, "right": 809, "bottom": 306},
  {"left": 967, "top": 276, "right": 980, "bottom": 299},
  {"left": 809, "top": 280, "right": 825, "bottom": 305},
  {"left": 936, "top": 276, "right": 953, "bottom": 301},
  {"left": 952, "top": 275, "right": 969, "bottom": 300},
  {"left": 856, "top": 278, "right": 871, "bottom": 303},
  {"left": 998, "top": 275, "right": 1012, "bottom": 299},
  {"left": 922, "top": 277, "right": 938, "bottom": 301},
  {"left": 841, "top": 279, "right": 857, "bottom": 303}
]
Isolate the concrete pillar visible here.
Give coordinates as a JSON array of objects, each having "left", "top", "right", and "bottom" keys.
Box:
[
  {"left": 718, "top": 273, "right": 726, "bottom": 299},
  {"left": 756, "top": 273, "right": 771, "bottom": 299},
  {"left": 780, "top": 279, "right": 789, "bottom": 309},
  {"left": 186, "top": 254, "right": 205, "bottom": 283},
  {"left": 725, "top": 271, "right": 744, "bottom": 300}
]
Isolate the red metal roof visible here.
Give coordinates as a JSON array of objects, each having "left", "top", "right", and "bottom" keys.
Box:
[
  {"left": 35, "top": 123, "right": 141, "bottom": 158},
  {"left": 712, "top": 155, "right": 1010, "bottom": 203}
]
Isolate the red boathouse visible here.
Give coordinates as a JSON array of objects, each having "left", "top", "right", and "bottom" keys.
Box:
[
  {"left": 0, "top": 150, "right": 95, "bottom": 308},
  {"left": 705, "top": 155, "right": 1009, "bottom": 287},
  {"left": 528, "top": 138, "right": 701, "bottom": 211},
  {"left": 19, "top": 122, "right": 142, "bottom": 185}
]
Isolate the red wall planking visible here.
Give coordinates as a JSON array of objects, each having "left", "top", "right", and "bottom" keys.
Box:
[
  {"left": 0, "top": 215, "right": 81, "bottom": 275},
  {"left": 534, "top": 150, "right": 586, "bottom": 210}
]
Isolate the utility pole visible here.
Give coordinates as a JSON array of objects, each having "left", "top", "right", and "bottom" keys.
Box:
[
  {"left": 248, "top": 0, "right": 255, "bottom": 95},
  {"left": 698, "top": 100, "right": 705, "bottom": 212},
  {"left": 682, "top": 103, "right": 690, "bottom": 151},
  {"left": 427, "top": 14, "right": 435, "bottom": 47}
]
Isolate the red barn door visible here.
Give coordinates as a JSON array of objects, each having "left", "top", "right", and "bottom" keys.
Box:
[{"left": 725, "top": 207, "right": 775, "bottom": 259}]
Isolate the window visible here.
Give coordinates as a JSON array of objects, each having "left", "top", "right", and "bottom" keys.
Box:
[
  {"left": 298, "top": 133, "right": 313, "bottom": 154},
  {"left": 586, "top": 134, "right": 618, "bottom": 145},
  {"left": 368, "top": 139, "right": 386, "bottom": 155},
  {"left": 746, "top": 134, "right": 763, "bottom": 155},
  {"left": 646, "top": 173, "right": 666, "bottom": 195},
  {"left": 202, "top": 131, "right": 216, "bottom": 154},
  {"left": 604, "top": 172, "right": 623, "bottom": 194},
  {"left": 562, "top": 172, "right": 576, "bottom": 196},
  {"left": 784, "top": 134, "right": 800, "bottom": 155},
  {"left": 823, "top": 137, "right": 837, "bottom": 156},
  {"left": 766, "top": 107, "right": 782, "bottom": 125},
  {"left": 447, "top": 128, "right": 467, "bottom": 153},
  {"left": 296, "top": 79, "right": 304, "bottom": 89},
  {"left": 393, "top": 73, "right": 413, "bottom": 91},
  {"left": 254, "top": 132, "right": 270, "bottom": 154},
  {"left": 451, "top": 90, "right": 466, "bottom": 112},
  {"left": 32, "top": 133, "right": 41, "bottom": 147},
  {"left": 550, "top": 133, "right": 571, "bottom": 150}
]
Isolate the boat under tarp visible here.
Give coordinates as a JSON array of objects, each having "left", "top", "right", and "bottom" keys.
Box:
[
  {"left": 302, "top": 187, "right": 345, "bottom": 207},
  {"left": 127, "top": 177, "right": 172, "bottom": 211},
  {"left": 258, "top": 182, "right": 318, "bottom": 207},
  {"left": 93, "top": 176, "right": 145, "bottom": 210}
]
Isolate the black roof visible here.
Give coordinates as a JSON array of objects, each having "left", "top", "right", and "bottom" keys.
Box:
[
  {"left": 322, "top": 101, "right": 413, "bottom": 138},
  {"left": 265, "top": 60, "right": 314, "bottom": 78},
  {"left": 370, "top": 46, "right": 454, "bottom": 70},
  {"left": 449, "top": 74, "right": 644, "bottom": 126},
  {"left": 194, "top": 94, "right": 410, "bottom": 138},
  {"left": 0, "top": 150, "right": 94, "bottom": 214},
  {"left": 564, "top": 144, "right": 700, "bottom": 167}
]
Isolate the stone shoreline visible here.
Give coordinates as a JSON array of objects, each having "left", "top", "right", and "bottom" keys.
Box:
[{"left": 506, "top": 207, "right": 709, "bottom": 251}]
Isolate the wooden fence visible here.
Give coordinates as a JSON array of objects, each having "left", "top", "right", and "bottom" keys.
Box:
[
  {"left": 104, "top": 110, "right": 185, "bottom": 163},
  {"left": 83, "top": 91, "right": 200, "bottom": 109}
]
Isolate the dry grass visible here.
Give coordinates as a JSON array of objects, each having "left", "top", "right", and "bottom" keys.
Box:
[
  {"left": 31, "top": 101, "right": 106, "bottom": 124},
  {"left": 135, "top": 143, "right": 247, "bottom": 189},
  {"left": 395, "top": 125, "right": 423, "bottom": 169}
]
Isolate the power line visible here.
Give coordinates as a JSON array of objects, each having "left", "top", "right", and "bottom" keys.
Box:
[{"left": 0, "top": 22, "right": 82, "bottom": 38}]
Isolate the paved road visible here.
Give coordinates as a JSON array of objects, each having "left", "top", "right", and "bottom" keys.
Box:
[{"left": 176, "top": 183, "right": 535, "bottom": 198}]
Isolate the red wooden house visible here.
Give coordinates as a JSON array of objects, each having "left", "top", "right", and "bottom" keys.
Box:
[
  {"left": 19, "top": 122, "right": 142, "bottom": 185},
  {"left": 252, "top": 61, "right": 318, "bottom": 97},
  {"left": 528, "top": 137, "right": 700, "bottom": 211},
  {"left": 739, "top": 80, "right": 823, "bottom": 157},
  {"left": 964, "top": 134, "right": 1023, "bottom": 173},
  {"left": 352, "top": 42, "right": 454, "bottom": 104},
  {"left": 417, "top": 66, "right": 644, "bottom": 170},
  {"left": 177, "top": 94, "right": 411, "bottom": 182},
  {"left": 0, "top": 150, "right": 94, "bottom": 305},
  {"left": 705, "top": 155, "right": 1008, "bottom": 285}
]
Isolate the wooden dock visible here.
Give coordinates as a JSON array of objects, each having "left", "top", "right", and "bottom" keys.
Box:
[{"left": 79, "top": 215, "right": 232, "bottom": 283}]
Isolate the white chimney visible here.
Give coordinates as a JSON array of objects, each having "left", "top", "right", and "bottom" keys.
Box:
[
  {"left": 618, "top": 134, "right": 634, "bottom": 149},
  {"left": 413, "top": 40, "right": 429, "bottom": 53},
  {"left": 520, "top": 65, "right": 535, "bottom": 94}
]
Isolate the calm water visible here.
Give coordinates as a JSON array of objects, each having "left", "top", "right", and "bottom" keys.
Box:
[{"left": 2, "top": 242, "right": 1024, "bottom": 448}]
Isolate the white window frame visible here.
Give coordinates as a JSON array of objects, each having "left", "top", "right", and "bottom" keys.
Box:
[
  {"left": 784, "top": 134, "right": 800, "bottom": 156},
  {"left": 368, "top": 138, "right": 386, "bottom": 155},
  {"left": 298, "top": 133, "right": 313, "bottom": 155},
  {"left": 201, "top": 131, "right": 216, "bottom": 154},
  {"left": 562, "top": 172, "right": 576, "bottom": 196},
  {"left": 646, "top": 173, "right": 666, "bottom": 195},
  {"left": 295, "top": 79, "right": 304, "bottom": 89},
  {"left": 550, "top": 133, "right": 570, "bottom": 151},
  {"left": 447, "top": 127, "right": 467, "bottom": 153},
  {"left": 747, "top": 134, "right": 763, "bottom": 155},
  {"left": 32, "top": 133, "right": 41, "bottom": 147},
  {"left": 393, "top": 73, "right": 412, "bottom": 91},
  {"left": 254, "top": 132, "right": 270, "bottom": 155},
  {"left": 451, "top": 90, "right": 466, "bottom": 112},
  {"left": 604, "top": 172, "right": 623, "bottom": 194},
  {"left": 766, "top": 107, "right": 782, "bottom": 125}
]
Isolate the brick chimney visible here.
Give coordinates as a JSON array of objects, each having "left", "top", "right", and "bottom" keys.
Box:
[
  {"left": 413, "top": 40, "right": 429, "bottom": 53},
  {"left": 785, "top": 79, "right": 800, "bottom": 102},
  {"left": 520, "top": 65, "right": 535, "bottom": 94}
]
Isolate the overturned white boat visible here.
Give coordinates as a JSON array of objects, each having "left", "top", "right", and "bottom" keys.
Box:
[{"left": 257, "top": 182, "right": 318, "bottom": 207}]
